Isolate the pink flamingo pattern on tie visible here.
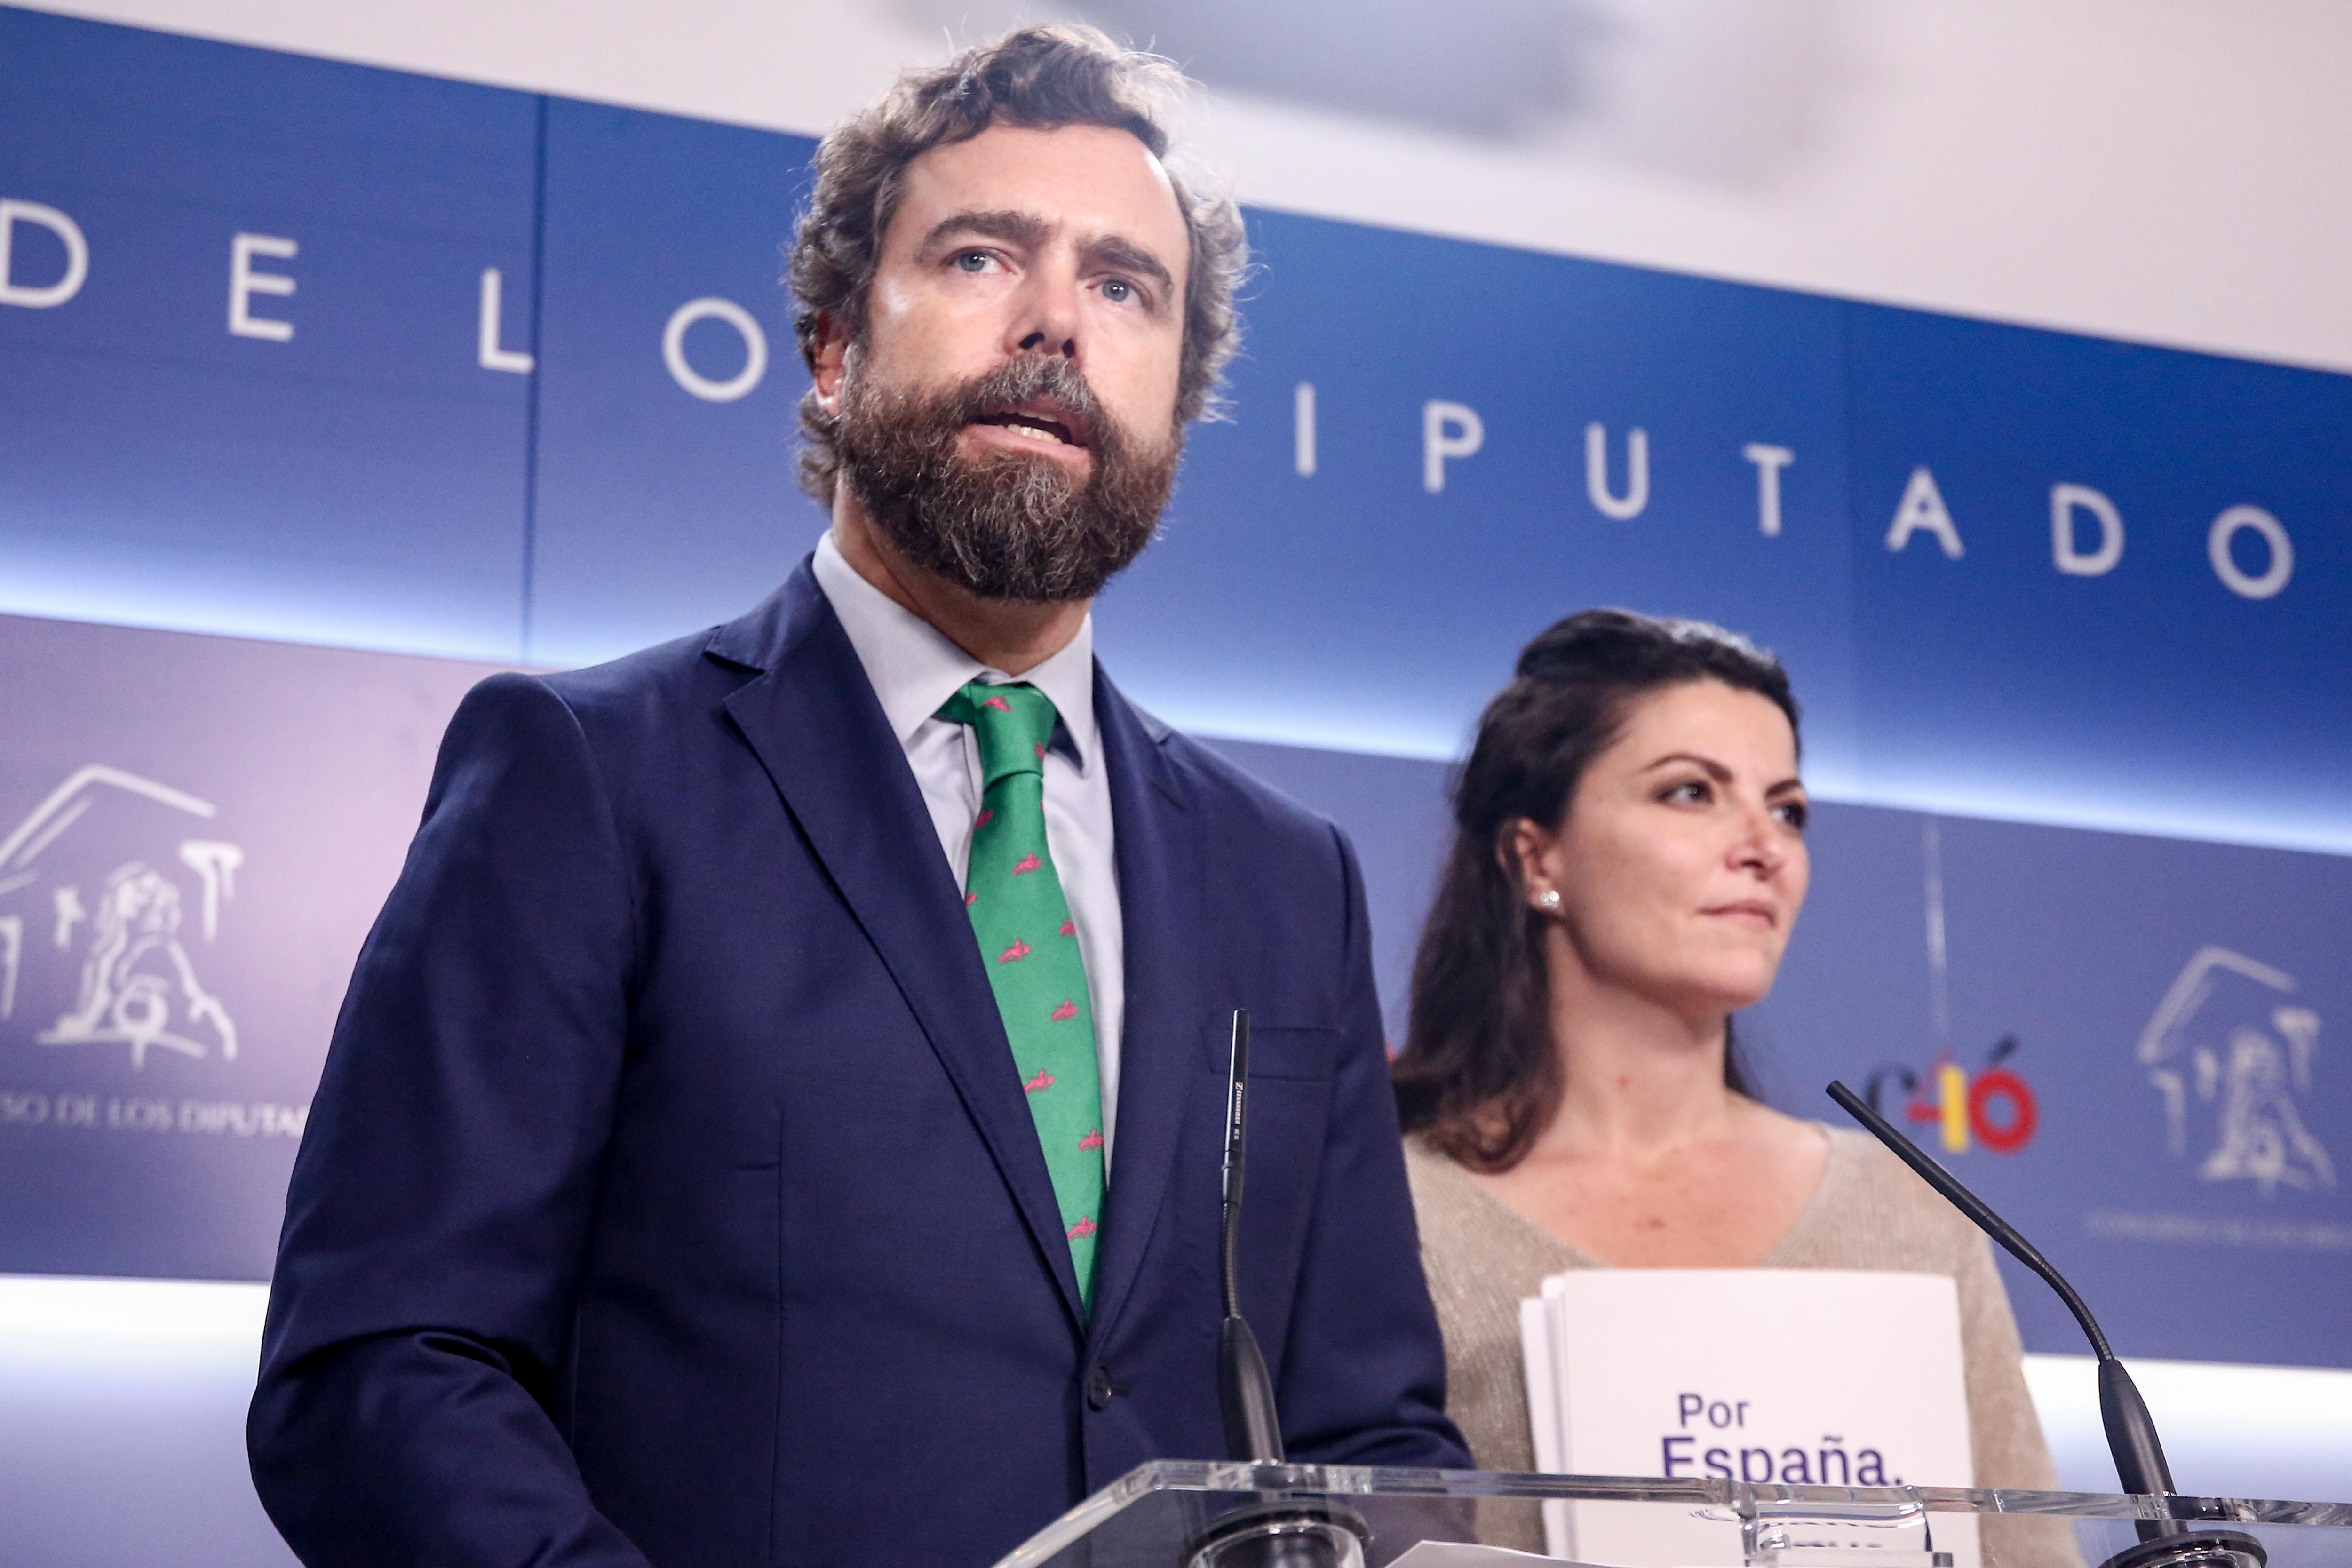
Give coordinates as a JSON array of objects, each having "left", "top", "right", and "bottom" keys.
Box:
[{"left": 937, "top": 679, "right": 1105, "bottom": 1311}]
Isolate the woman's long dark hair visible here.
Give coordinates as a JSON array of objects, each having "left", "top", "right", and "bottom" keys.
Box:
[{"left": 1392, "top": 608, "right": 1801, "bottom": 1173}]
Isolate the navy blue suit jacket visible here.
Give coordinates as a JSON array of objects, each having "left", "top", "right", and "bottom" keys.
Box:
[{"left": 249, "top": 565, "right": 1467, "bottom": 1568}]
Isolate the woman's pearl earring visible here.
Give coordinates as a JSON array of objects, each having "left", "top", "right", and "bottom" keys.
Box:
[{"left": 1535, "top": 889, "right": 1561, "bottom": 912}]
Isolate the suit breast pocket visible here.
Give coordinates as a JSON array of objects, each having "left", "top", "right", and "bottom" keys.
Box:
[
  {"left": 1227, "top": 1023, "right": 1338, "bottom": 1357},
  {"left": 1243, "top": 1023, "right": 1337, "bottom": 1084},
  {"left": 1232, "top": 1025, "right": 1337, "bottom": 1212}
]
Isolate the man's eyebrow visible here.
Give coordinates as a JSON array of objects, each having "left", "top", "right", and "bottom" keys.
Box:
[
  {"left": 919, "top": 208, "right": 1052, "bottom": 255},
  {"left": 919, "top": 209, "right": 1178, "bottom": 297},
  {"left": 1082, "top": 233, "right": 1176, "bottom": 294}
]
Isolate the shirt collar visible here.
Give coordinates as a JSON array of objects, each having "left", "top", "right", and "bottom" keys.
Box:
[{"left": 811, "top": 529, "right": 1098, "bottom": 768}]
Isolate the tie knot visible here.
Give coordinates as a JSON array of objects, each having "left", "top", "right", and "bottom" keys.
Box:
[{"left": 938, "top": 681, "right": 1059, "bottom": 786}]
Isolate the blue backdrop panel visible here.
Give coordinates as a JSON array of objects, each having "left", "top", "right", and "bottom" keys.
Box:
[
  {"left": 1843, "top": 309, "right": 2352, "bottom": 850},
  {"left": 526, "top": 105, "right": 819, "bottom": 667},
  {"left": 0, "top": 7, "right": 535, "bottom": 659},
  {"left": 1927, "top": 816, "right": 2352, "bottom": 1368},
  {"left": 0, "top": 613, "right": 504, "bottom": 1278},
  {"left": 1105, "top": 210, "right": 1863, "bottom": 777}
]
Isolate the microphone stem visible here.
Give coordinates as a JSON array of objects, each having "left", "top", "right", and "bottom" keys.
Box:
[
  {"left": 1827, "top": 1081, "right": 2114, "bottom": 1359},
  {"left": 1221, "top": 1011, "right": 1250, "bottom": 1320},
  {"left": 1827, "top": 1080, "right": 2180, "bottom": 1499},
  {"left": 1221, "top": 1197, "right": 1241, "bottom": 1320},
  {"left": 1218, "top": 1010, "right": 1285, "bottom": 1463}
]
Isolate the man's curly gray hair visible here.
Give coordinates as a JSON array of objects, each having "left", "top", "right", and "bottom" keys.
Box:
[{"left": 787, "top": 24, "right": 1249, "bottom": 506}]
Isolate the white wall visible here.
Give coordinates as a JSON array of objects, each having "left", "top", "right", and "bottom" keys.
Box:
[
  {"left": 2024, "top": 1353, "right": 2352, "bottom": 1504},
  {"left": 24, "top": 0, "right": 2352, "bottom": 374},
  {"left": 0, "top": 1278, "right": 293, "bottom": 1568}
]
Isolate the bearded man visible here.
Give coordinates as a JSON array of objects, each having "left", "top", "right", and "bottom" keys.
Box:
[{"left": 249, "top": 26, "right": 1467, "bottom": 1568}]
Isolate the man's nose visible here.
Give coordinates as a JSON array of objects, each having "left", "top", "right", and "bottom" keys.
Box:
[{"left": 1009, "top": 265, "right": 1082, "bottom": 360}]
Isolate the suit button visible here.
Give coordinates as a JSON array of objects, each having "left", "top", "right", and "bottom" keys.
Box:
[{"left": 1086, "top": 1364, "right": 1115, "bottom": 1410}]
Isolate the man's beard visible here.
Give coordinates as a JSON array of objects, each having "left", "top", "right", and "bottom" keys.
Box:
[{"left": 833, "top": 355, "right": 1181, "bottom": 604}]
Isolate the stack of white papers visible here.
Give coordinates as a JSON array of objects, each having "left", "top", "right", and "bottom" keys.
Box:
[{"left": 1517, "top": 1269, "right": 1975, "bottom": 1566}]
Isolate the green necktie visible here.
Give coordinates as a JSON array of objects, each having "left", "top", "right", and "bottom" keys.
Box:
[{"left": 937, "top": 680, "right": 1106, "bottom": 1310}]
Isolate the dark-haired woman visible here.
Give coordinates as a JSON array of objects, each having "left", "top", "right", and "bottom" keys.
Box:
[{"left": 1393, "top": 609, "right": 2061, "bottom": 1551}]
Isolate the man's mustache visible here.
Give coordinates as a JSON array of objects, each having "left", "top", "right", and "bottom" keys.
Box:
[{"left": 939, "top": 359, "right": 1115, "bottom": 458}]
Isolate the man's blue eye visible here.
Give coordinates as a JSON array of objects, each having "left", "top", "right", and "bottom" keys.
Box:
[
  {"left": 955, "top": 252, "right": 990, "bottom": 272},
  {"left": 1103, "top": 279, "right": 1133, "bottom": 303}
]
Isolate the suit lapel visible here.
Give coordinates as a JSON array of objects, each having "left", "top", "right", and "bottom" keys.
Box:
[
  {"left": 712, "top": 567, "right": 1086, "bottom": 1328},
  {"left": 1087, "top": 670, "right": 1212, "bottom": 1343}
]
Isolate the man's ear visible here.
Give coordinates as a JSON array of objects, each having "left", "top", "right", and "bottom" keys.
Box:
[{"left": 810, "top": 310, "right": 851, "bottom": 414}]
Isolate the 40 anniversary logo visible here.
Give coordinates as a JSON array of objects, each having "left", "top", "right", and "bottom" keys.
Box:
[{"left": 1864, "top": 1036, "right": 2038, "bottom": 1155}]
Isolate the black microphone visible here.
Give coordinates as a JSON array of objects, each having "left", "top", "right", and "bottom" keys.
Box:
[
  {"left": 1828, "top": 1081, "right": 2265, "bottom": 1568},
  {"left": 1218, "top": 1007, "right": 1285, "bottom": 1464},
  {"left": 1186, "top": 1010, "right": 1372, "bottom": 1568}
]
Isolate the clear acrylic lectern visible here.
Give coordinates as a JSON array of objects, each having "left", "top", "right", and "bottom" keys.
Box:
[{"left": 989, "top": 1462, "right": 2351, "bottom": 1568}]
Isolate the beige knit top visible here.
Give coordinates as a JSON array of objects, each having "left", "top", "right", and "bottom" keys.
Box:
[{"left": 1406, "top": 1126, "right": 2069, "bottom": 1559}]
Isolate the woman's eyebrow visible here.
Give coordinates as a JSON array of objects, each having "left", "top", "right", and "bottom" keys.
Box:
[{"left": 1638, "top": 751, "right": 1732, "bottom": 781}]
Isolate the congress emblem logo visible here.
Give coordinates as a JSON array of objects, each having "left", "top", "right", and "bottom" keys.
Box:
[
  {"left": 2137, "top": 947, "right": 2331, "bottom": 1196},
  {"left": 0, "top": 765, "right": 243, "bottom": 1070}
]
